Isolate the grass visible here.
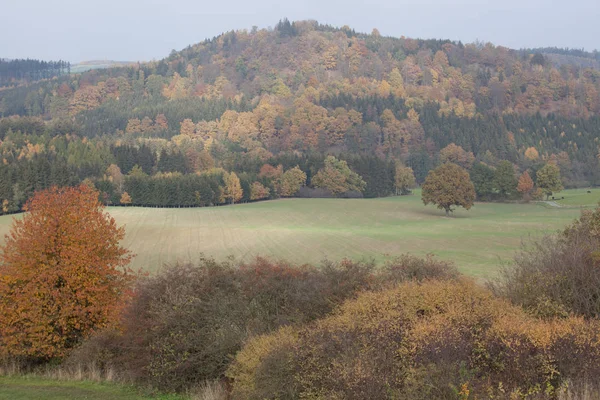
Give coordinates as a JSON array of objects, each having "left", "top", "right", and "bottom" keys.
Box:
[
  {"left": 0, "top": 376, "right": 184, "bottom": 400},
  {"left": 0, "top": 188, "right": 597, "bottom": 279}
]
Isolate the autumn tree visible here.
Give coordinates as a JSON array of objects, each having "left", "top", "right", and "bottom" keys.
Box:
[
  {"left": 517, "top": 171, "right": 534, "bottom": 201},
  {"left": 250, "top": 182, "right": 270, "bottom": 201},
  {"left": 224, "top": 172, "right": 243, "bottom": 204},
  {"left": 536, "top": 163, "right": 563, "bottom": 200},
  {"left": 312, "top": 156, "right": 366, "bottom": 196},
  {"left": 422, "top": 163, "right": 476, "bottom": 216},
  {"left": 0, "top": 185, "right": 133, "bottom": 361},
  {"left": 280, "top": 166, "right": 307, "bottom": 197},
  {"left": 395, "top": 165, "right": 417, "bottom": 195},
  {"left": 120, "top": 191, "right": 132, "bottom": 205},
  {"left": 439, "top": 143, "right": 475, "bottom": 169}
]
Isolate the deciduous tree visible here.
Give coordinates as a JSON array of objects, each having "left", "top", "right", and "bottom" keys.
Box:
[
  {"left": 280, "top": 166, "right": 307, "bottom": 197},
  {"left": 395, "top": 165, "right": 416, "bottom": 195},
  {"left": 536, "top": 163, "right": 563, "bottom": 200},
  {"left": 517, "top": 171, "right": 534, "bottom": 201},
  {"left": 224, "top": 172, "right": 243, "bottom": 204},
  {"left": 0, "top": 185, "right": 133, "bottom": 361},
  {"left": 422, "top": 163, "right": 475, "bottom": 216},
  {"left": 312, "top": 156, "right": 366, "bottom": 196}
]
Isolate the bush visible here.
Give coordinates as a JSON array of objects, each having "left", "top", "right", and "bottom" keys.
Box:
[
  {"left": 491, "top": 206, "right": 600, "bottom": 319},
  {"left": 381, "top": 253, "right": 460, "bottom": 282},
  {"left": 69, "top": 256, "right": 376, "bottom": 392},
  {"left": 228, "top": 280, "right": 600, "bottom": 399}
]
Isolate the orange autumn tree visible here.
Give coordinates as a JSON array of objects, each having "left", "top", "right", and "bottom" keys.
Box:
[{"left": 0, "top": 185, "right": 134, "bottom": 361}]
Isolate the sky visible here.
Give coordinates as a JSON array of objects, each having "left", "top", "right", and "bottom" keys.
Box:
[{"left": 2, "top": 0, "right": 598, "bottom": 63}]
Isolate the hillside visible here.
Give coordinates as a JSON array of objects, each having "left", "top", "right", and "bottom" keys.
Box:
[{"left": 0, "top": 19, "right": 599, "bottom": 210}]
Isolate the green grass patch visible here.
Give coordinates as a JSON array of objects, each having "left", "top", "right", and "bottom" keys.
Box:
[
  {"left": 0, "top": 376, "right": 184, "bottom": 400},
  {"left": 0, "top": 189, "right": 592, "bottom": 279}
]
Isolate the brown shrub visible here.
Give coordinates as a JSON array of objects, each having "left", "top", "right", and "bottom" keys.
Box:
[
  {"left": 491, "top": 206, "right": 600, "bottom": 319},
  {"left": 228, "top": 279, "right": 600, "bottom": 399}
]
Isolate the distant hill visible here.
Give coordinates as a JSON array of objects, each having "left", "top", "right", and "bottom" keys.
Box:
[
  {"left": 0, "top": 19, "right": 599, "bottom": 211},
  {"left": 71, "top": 60, "right": 136, "bottom": 73}
]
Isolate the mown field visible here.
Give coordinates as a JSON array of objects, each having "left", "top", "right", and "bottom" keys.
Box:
[{"left": 1, "top": 189, "right": 596, "bottom": 278}]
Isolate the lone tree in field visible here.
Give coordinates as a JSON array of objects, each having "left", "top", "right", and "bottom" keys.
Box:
[
  {"left": 536, "top": 163, "right": 563, "bottom": 200},
  {"left": 0, "top": 185, "right": 133, "bottom": 361},
  {"left": 422, "top": 163, "right": 476, "bottom": 216}
]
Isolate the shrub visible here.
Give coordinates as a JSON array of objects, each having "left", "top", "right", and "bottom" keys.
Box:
[
  {"left": 491, "top": 206, "right": 600, "bottom": 319},
  {"left": 381, "top": 253, "right": 460, "bottom": 282},
  {"left": 228, "top": 280, "right": 600, "bottom": 399},
  {"left": 70, "top": 256, "right": 376, "bottom": 392}
]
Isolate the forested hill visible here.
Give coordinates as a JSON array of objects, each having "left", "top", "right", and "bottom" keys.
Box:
[{"left": 0, "top": 19, "right": 599, "bottom": 210}]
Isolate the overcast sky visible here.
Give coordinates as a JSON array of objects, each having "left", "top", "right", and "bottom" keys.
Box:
[{"left": 2, "top": 0, "right": 598, "bottom": 63}]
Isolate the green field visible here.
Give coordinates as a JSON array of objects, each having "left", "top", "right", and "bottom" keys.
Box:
[
  {"left": 0, "top": 189, "right": 597, "bottom": 278},
  {"left": 0, "top": 376, "right": 183, "bottom": 400}
]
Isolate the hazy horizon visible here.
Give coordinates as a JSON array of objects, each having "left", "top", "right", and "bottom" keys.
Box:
[{"left": 2, "top": 0, "right": 598, "bottom": 63}]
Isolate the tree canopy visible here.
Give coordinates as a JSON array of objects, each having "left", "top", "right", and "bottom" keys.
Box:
[
  {"left": 422, "top": 163, "right": 476, "bottom": 216},
  {"left": 0, "top": 185, "right": 133, "bottom": 361}
]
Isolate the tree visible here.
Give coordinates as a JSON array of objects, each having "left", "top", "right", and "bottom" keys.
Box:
[
  {"left": 536, "top": 163, "right": 563, "bottom": 200},
  {"left": 312, "top": 156, "right": 366, "bottom": 196},
  {"left": 0, "top": 185, "right": 133, "bottom": 361},
  {"left": 517, "top": 171, "right": 534, "bottom": 201},
  {"left": 494, "top": 160, "right": 517, "bottom": 200},
  {"left": 224, "top": 172, "right": 243, "bottom": 204},
  {"left": 120, "top": 191, "right": 132, "bottom": 205},
  {"left": 395, "top": 165, "right": 416, "bottom": 195},
  {"left": 250, "top": 182, "right": 270, "bottom": 201},
  {"left": 439, "top": 143, "right": 475, "bottom": 169},
  {"left": 280, "top": 166, "right": 307, "bottom": 197},
  {"left": 422, "top": 163, "right": 476, "bottom": 216},
  {"left": 470, "top": 162, "right": 495, "bottom": 200}
]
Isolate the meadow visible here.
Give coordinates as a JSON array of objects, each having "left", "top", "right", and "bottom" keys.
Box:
[
  {"left": 0, "top": 376, "right": 184, "bottom": 400},
  {"left": 0, "top": 188, "right": 596, "bottom": 278}
]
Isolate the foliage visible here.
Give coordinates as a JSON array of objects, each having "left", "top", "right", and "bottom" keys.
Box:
[
  {"left": 279, "top": 166, "right": 306, "bottom": 197},
  {"left": 494, "top": 160, "right": 518, "bottom": 200},
  {"left": 394, "top": 165, "right": 416, "bottom": 195},
  {"left": 422, "top": 163, "right": 475, "bottom": 215},
  {"left": 439, "top": 143, "right": 475, "bottom": 169},
  {"left": 311, "top": 156, "right": 366, "bottom": 196},
  {"left": 229, "top": 279, "right": 600, "bottom": 399},
  {"left": 470, "top": 162, "right": 495, "bottom": 200},
  {"left": 223, "top": 171, "right": 243, "bottom": 204},
  {"left": 0, "top": 185, "right": 133, "bottom": 362},
  {"left": 537, "top": 163, "right": 563, "bottom": 199},
  {"left": 70, "top": 257, "right": 377, "bottom": 392},
  {"left": 492, "top": 205, "right": 600, "bottom": 319},
  {"left": 517, "top": 171, "right": 535, "bottom": 201}
]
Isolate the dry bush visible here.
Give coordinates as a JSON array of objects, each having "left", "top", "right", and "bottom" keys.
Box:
[
  {"left": 228, "top": 279, "right": 600, "bottom": 399},
  {"left": 68, "top": 256, "right": 376, "bottom": 392},
  {"left": 491, "top": 207, "right": 600, "bottom": 319},
  {"left": 381, "top": 253, "right": 460, "bottom": 282}
]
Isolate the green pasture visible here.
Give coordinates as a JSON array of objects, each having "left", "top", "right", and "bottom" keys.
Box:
[
  {"left": 0, "top": 376, "right": 183, "bottom": 400},
  {"left": 0, "top": 189, "right": 597, "bottom": 279}
]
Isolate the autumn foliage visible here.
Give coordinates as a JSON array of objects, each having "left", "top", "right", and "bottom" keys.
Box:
[
  {"left": 0, "top": 185, "right": 133, "bottom": 361},
  {"left": 422, "top": 163, "right": 476, "bottom": 215}
]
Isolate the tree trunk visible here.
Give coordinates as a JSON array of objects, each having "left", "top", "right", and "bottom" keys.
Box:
[{"left": 445, "top": 209, "right": 450, "bottom": 217}]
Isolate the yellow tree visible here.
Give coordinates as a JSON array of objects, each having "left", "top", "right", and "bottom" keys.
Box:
[{"left": 224, "top": 172, "right": 243, "bottom": 204}]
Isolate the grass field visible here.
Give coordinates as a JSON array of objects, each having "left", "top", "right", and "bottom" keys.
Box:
[
  {"left": 0, "top": 376, "right": 184, "bottom": 400},
  {"left": 0, "top": 188, "right": 597, "bottom": 279}
]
